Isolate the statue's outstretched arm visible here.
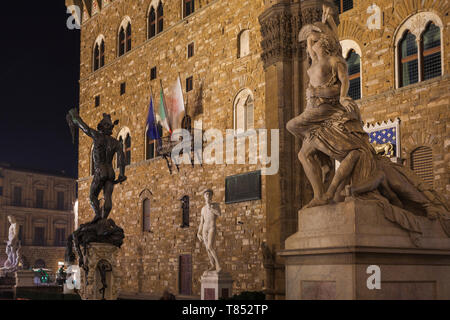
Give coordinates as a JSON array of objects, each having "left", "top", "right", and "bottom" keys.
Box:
[
  {"left": 68, "top": 108, "right": 96, "bottom": 139},
  {"left": 323, "top": 5, "right": 339, "bottom": 36}
]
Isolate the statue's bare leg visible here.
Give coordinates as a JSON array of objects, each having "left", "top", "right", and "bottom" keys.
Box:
[
  {"left": 299, "top": 142, "right": 328, "bottom": 208},
  {"left": 102, "top": 180, "right": 115, "bottom": 220},
  {"left": 207, "top": 230, "right": 221, "bottom": 272},
  {"left": 89, "top": 175, "right": 104, "bottom": 223},
  {"left": 325, "top": 150, "right": 361, "bottom": 199}
]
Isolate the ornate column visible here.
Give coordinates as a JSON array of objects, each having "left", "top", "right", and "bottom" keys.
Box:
[{"left": 258, "top": 0, "right": 339, "bottom": 300}]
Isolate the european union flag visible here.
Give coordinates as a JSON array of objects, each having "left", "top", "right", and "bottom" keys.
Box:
[
  {"left": 368, "top": 127, "right": 397, "bottom": 157},
  {"left": 146, "top": 95, "right": 160, "bottom": 140}
]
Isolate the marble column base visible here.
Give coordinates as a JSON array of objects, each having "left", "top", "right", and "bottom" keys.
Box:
[
  {"left": 79, "top": 243, "right": 121, "bottom": 300},
  {"left": 200, "top": 271, "right": 233, "bottom": 300}
]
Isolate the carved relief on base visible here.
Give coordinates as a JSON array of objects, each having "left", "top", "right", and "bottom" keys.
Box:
[{"left": 79, "top": 243, "right": 121, "bottom": 300}]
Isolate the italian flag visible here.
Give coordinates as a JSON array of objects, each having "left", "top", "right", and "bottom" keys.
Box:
[{"left": 159, "top": 88, "right": 171, "bottom": 133}]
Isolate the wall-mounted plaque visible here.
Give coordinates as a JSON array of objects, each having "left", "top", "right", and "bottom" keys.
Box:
[{"left": 225, "top": 170, "right": 261, "bottom": 204}]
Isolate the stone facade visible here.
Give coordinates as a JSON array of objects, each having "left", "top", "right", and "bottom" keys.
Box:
[
  {"left": 0, "top": 164, "right": 76, "bottom": 272},
  {"left": 68, "top": 0, "right": 449, "bottom": 299}
]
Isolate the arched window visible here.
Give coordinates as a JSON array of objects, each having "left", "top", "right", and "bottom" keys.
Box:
[
  {"left": 184, "top": 0, "right": 195, "bottom": 18},
  {"left": 126, "top": 23, "right": 132, "bottom": 51},
  {"left": 234, "top": 89, "right": 254, "bottom": 132},
  {"left": 346, "top": 49, "right": 361, "bottom": 100},
  {"left": 117, "top": 127, "right": 132, "bottom": 167},
  {"left": 119, "top": 27, "right": 125, "bottom": 56},
  {"left": 157, "top": 2, "right": 164, "bottom": 34},
  {"left": 125, "top": 134, "right": 132, "bottom": 165},
  {"left": 143, "top": 198, "right": 151, "bottom": 232},
  {"left": 149, "top": 7, "right": 156, "bottom": 39},
  {"left": 93, "top": 37, "right": 105, "bottom": 71},
  {"left": 118, "top": 19, "right": 132, "bottom": 56},
  {"left": 395, "top": 12, "right": 443, "bottom": 88},
  {"left": 334, "top": 0, "right": 353, "bottom": 13},
  {"left": 399, "top": 31, "right": 419, "bottom": 87},
  {"left": 411, "top": 146, "right": 433, "bottom": 187},
  {"left": 146, "top": 123, "right": 163, "bottom": 160},
  {"left": 238, "top": 29, "right": 250, "bottom": 58},
  {"left": 182, "top": 115, "right": 192, "bottom": 132},
  {"left": 422, "top": 22, "right": 442, "bottom": 81}
]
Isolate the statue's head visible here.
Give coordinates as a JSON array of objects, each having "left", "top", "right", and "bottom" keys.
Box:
[
  {"left": 203, "top": 189, "right": 213, "bottom": 202},
  {"left": 97, "top": 113, "right": 119, "bottom": 136},
  {"left": 299, "top": 22, "right": 342, "bottom": 57}
]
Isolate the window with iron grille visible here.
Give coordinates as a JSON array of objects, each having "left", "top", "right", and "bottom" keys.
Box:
[
  {"left": 57, "top": 192, "right": 65, "bottom": 210},
  {"left": 151, "top": 67, "right": 157, "bottom": 80},
  {"left": 34, "top": 227, "right": 46, "bottom": 246},
  {"left": 400, "top": 31, "right": 419, "bottom": 87},
  {"left": 157, "top": 3, "right": 164, "bottom": 33},
  {"left": 119, "top": 23, "right": 132, "bottom": 56},
  {"left": 36, "top": 189, "right": 44, "bottom": 209},
  {"left": 143, "top": 199, "right": 151, "bottom": 232},
  {"left": 334, "top": 0, "right": 353, "bottom": 13},
  {"left": 13, "top": 186, "right": 22, "bottom": 206},
  {"left": 422, "top": 23, "right": 441, "bottom": 81},
  {"left": 55, "top": 228, "right": 66, "bottom": 247},
  {"left": 411, "top": 146, "right": 433, "bottom": 188},
  {"left": 184, "top": 0, "right": 195, "bottom": 18},
  {"left": 120, "top": 82, "right": 126, "bottom": 95},
  {"left": 188, "top": 43, "right": 194, "bottom": 58},
  {"left": 186, "top": 76, "right": 193, "bottom": 92},
  {"left": 346, "top": 50, "right": 361, "bottom": 100},
  {"left": 149, "top": 7, "right": 156, "bottom": 39}
]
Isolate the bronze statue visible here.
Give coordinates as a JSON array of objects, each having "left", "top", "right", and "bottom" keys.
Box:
[
  {"left": 287, "top": 5, "right": 450, "bottom": 240},
  {"left": 67, "top": 109, "right": 127, "bottom": 223},
  {"left": 65, "top": 109, "right": 126, "bottom": 279}
]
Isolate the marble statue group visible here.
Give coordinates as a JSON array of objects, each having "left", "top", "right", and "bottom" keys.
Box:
[{"left": 287, "top": 5, "right": 450, "bottom": 241}]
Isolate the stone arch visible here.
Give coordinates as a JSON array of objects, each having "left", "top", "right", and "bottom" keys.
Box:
[
  {"left": 233, "top": 88, "right": 254, "bottom": 132},
  {"left": 139, "top": 189, "right": 153, "bottom": 233}
]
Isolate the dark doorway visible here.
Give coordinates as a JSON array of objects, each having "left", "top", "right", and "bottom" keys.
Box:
[{"left": 179, "top": 255, "right": 192, "bottom": 295}]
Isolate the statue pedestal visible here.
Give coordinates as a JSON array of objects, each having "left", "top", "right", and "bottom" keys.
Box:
[
  {"left": 15, "top": 270, "right": 35, "bottom": 288},
  {"left": 79, "top": 243, "right": 121, "bottom": 300},
  {"left": 280, "top": 199, "right": 450, "bottom": 300},
  {"left": 200, "top": 271, "right": 233, "bottom": 300}
]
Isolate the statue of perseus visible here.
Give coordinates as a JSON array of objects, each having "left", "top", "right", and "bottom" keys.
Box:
[
  {"left": 65, "top": 109, "right": 126, "bottom": 278},
  {"left": 1, "top": 215, "right": 21, "bottom": 272},
  {"left": 286, "top": 5, "right": 450, "bottom": 240},
  {"left": 197, "top": 189, "right": 222, "bottom": 273}
]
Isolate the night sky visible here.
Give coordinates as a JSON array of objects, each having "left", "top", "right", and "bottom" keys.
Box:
[{"left": 0, "top": 1, "right": 80, "bottom": 178}]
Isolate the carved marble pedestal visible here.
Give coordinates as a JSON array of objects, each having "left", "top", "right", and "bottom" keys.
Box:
[
  {"left": 79, "top": 243, "right": 121, "bottom": 300},
  {"left": 280, "top": 199, "right": 450, "bottom": 300},
  {"left": 200, "top": 271, "right": 233, "bottom": 300}
]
